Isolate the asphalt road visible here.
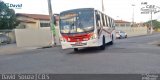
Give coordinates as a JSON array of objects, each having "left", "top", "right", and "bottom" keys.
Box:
[{"left": 0, "top": 33, "right": 160, "bottom": 74}]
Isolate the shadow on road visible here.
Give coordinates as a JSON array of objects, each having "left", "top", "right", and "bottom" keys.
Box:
[
  {"left": 69, "top": 47, "right": 102, "bottom": 54},
  {"left": 67, "top": 44, "right": 113, "bottom": 54}
]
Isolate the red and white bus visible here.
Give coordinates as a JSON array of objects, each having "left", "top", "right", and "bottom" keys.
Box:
[{"left": 59, "top": 8, "right": 116, "bottom": 51}]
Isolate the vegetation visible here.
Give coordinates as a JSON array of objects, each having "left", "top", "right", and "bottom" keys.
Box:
[
  {"left": 0, "top": 1, "right": 19, "bottom": 30},
  {"left": 145, "top": 20, "right": 160, "bottom": 29}
]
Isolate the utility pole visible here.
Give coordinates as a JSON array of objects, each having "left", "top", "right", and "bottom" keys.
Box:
[
  {"left": 150, "top": 10, "right": 153, "bottom": 34},
  {"left": 132, "top": 4, "right": 135, "bottom": 25},
  {"left": 102, "top": 0, "right": 105, "bottom": 12},
  {"left": 149, "top": 5, "right": 155, "bottom": 34},
  {"left": 47, "top": 0, "right": 56, "bottom": 46}
]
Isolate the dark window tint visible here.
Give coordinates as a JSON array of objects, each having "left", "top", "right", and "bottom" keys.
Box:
[{"left": 40, "top": 23, "right": 50, "bottom": 27}]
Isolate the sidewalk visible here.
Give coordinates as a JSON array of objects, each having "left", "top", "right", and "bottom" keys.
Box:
[{"left": 0, "top": 44, "right": 37, "bottom": 55}]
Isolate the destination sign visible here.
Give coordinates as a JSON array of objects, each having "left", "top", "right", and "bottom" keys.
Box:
[{"left": 60, "top": 13, "right": 78, "bottom": 19}]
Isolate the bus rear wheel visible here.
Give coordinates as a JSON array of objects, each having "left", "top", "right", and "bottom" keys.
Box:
[
  {"left": 109, "top": 35, "right": 114, "bottom": 45},
  {"left": 74, "top": 48, "right": 78, "bottom": 52}
]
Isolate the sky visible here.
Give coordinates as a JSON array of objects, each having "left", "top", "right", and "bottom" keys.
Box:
[{"left": 2, "top": 0, "right": 160, "bottom": 22}]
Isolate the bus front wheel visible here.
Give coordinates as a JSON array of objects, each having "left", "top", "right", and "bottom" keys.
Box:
[
  {"left": 74, "top": 48, "right": 78, "bottom": 52},
  {"left": 99, "top": 37, "right": 105, "bottom": 50}
]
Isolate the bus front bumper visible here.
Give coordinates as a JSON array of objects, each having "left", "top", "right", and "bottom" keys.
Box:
[{"left": 61, "top": 39, "right": 99, "bottom": 49}]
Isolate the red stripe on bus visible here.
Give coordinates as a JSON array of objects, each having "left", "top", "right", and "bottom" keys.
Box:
[{"left": 62, "top": 33, "right": 93, "bottom": 42}]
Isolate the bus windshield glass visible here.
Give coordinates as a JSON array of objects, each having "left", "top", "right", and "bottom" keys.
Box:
[{"left": 60, "top": 9, "right": 94, "bottom": 34}]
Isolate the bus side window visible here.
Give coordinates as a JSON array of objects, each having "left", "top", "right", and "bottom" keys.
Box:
[
  {"left": 107, "top": 17, "right": 110, "bottom": 27},
  {"left": 110, "top": 19, "right": 113, "bottom": 28},
  {"left": 105, "top": 15, "right": 108, "bottom": 27},
  {"left": 99, "top": 13, "right": 103, "bottom": 27},
  {"left": 113, "top": 21, "right": 115, "bottom": 29},
  {"left": 103, "top": 15, "right": 107, "bottom": 27},
  {"left": 109, "top": 18, "right": 111, "bottom": 27},
  {"left": 96, "top": 14, "right": 100, "bottom": 27},
  {"left": 110, "top": 18, "right": 113, "bottom": 27},
  {"left": 102, "top": 13, "right": 105, "bottom": 27}
]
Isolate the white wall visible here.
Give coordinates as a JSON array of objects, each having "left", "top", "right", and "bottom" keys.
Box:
[
  {"left": 15, "top": 27, "right": 60, "bottom": 47},
  {"left": 115, "top": 26, "right": 148, "bottom": 37}
]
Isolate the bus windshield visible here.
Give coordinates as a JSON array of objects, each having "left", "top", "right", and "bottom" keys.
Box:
[{"left": 60, "top": 9, "right": 94, "bottom": 34}]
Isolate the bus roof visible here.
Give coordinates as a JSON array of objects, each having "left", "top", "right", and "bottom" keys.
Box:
[{"left": 60, "top": 8, "right": 95, "bottom": 14}]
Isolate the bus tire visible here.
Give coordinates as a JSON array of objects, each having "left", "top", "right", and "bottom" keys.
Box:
[
  {"left": 125, "top": 35, "right": 127, "bottom": 38},
  {"left": 120, "top": 35, "right": 123, "bottom": 39},
  {"left": 74, "top": 48, "right": 78, "bottom": 52},
  {"left": 99, "top": 37, "right": 105, "bottom": 50},
  {"left": 110, "top": 35, "right": 114, "bottom": 45}
]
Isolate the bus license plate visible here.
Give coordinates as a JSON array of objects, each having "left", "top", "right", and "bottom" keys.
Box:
[{"left": 75, "top": 42, "right": 82, "bottom": 45}]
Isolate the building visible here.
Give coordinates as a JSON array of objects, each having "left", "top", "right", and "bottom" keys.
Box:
[
  {"left": 115, "top": 20, "right": 131, "bottom": 27},
  {"left": 16, "top": 13, "right": 59, "bottom": 29}
]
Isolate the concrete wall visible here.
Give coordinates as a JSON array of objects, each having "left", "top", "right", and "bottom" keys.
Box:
[
  {"left": 115, "top": 23, "right": 131, "bottom": 27},
  {"left": 15, "top": 29, "right": 51, "bottom": 47},
  {"left": 155, "top": 28, "right": 160, "bottom": 32},
  {"left": 40, "top": 27, "right": 61, "bottom": 45},
  {"left": 21, "top": 22, "right": 37, "bottom": 29},
  {"left": 115, "top": 26, "right": 148, "bottom": 37},
  {"left": 15, "top": 27, "right": 60, "bottom": 47}
]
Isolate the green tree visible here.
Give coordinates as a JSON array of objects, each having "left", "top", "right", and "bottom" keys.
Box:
[
  {"left": 0, "top": 1, "right": 19, "bottom": 30},
  {"left": 145, "top": 20, "right": 160, "bottom": 29}
]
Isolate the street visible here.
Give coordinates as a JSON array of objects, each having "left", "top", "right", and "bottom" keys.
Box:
[{"left": 0, "top": 33, "right": 160, "bottom": 74}]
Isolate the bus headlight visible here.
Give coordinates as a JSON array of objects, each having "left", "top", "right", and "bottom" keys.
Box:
[
  {"left": 83, "top": 38, "right": 88, "bottom": 41},
  {"left": 60, "top": 37, "right": 67, "bottom": 42},
  {"left": 90, "top": 33, "right": 97, "bottom": 39},
  {"left": 68, "top": 38, "right": 71, "bottom": 41}
]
